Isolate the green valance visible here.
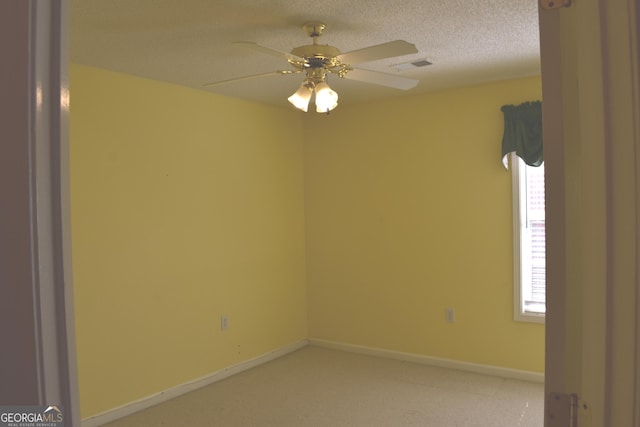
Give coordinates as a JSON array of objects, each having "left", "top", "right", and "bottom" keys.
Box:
[{"left": 501, "top": 101, "right": 543, "bottom": 169}]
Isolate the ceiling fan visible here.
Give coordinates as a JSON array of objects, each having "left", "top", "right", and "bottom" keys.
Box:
[{"left": 204, "top": 22, "right": 420, "bottom": 113}]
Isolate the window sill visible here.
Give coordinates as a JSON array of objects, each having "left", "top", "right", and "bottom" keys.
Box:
[{"left": 515, "top": 310, "right": 545, "bottom": 324}]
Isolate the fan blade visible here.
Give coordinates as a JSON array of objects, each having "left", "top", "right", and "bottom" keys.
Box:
[
  {"left": 342, "top": 68, "right": 419, "bottom": 90},
  {"left": 337, "top": 40, "right": 418, "bottom": 65},
  {"left": 203, "top": 70, "right": 298, "bottom": 88},
  {"left": 233, "top": 41, "right": 305, "bottom": 63}
]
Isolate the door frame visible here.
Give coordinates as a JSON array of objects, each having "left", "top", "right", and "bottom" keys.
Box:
[
  {"left": 0, "top": 0, "right": 80, "bottom": 425},
  {"left": 540, "top": 1, "right": 640, "bottom": 425}
]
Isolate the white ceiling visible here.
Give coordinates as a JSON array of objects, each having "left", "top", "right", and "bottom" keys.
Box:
[{"left": 70, "top": 0, "right": 541, "bottom": 109}]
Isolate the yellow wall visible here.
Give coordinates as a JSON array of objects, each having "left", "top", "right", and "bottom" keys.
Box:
[
  {"left": 70, "top": 66, "right": 544, "bottom": 418},
  {"left": 304, "top": 76, "right": 544, "bottom": 372},
  {"left": 70, "top": 65, "right": 308, "bottom": 418}
]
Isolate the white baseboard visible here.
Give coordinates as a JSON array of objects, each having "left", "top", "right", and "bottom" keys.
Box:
[
  {"left": 81, "top": 339, "right": 309, "bottom": 427},
  {"left": 309, "top": 338, "right": 544, "bottom": 383}
]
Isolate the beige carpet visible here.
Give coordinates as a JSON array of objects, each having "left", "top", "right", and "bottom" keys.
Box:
[{"left": 102, "top": 346, "right": 544, "bottom": 427}]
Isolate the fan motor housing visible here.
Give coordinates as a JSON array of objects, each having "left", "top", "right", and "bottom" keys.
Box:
[{"left": 290, "top": 44, "right": 341, "bottom": 67}]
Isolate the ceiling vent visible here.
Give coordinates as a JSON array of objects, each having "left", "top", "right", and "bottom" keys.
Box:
[{"left": 391, "top": 59, "right": 433, "bottom": 72}]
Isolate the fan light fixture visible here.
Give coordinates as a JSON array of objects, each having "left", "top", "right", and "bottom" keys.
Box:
[
  {"left": 287, "top": 83, "right": 313, "bottom": 112},
  {"left": 288, "top": 78, "right": 338, "bottom": 113},
  {"left": 314, "top": 82, "right": 338, "bottom": 113}
]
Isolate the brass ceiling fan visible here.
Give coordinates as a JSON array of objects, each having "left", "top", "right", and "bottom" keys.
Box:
[{"left": 204, "top": 22, "right": 420, "bottom": 113}]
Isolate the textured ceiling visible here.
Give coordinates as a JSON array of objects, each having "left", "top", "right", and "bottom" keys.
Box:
[{"left": 70, "top": 0, "right": 540, "bottom": 109}]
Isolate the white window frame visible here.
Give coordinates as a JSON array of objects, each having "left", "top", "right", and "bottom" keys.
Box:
[{"left": 511, "top": 153, "right": 545, "bottom": 324}]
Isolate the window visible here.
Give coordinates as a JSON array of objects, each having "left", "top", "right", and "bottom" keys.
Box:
[{"left": 512, "top": 154, "right": 545, "bottom": 323}]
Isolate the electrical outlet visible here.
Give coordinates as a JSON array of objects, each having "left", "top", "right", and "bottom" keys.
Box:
[
  {"left": 220, "top": 314, "right": 229, "bottom": 331},
  {"left": 446, "top": 308, "right": 456, "bottom": 323}
]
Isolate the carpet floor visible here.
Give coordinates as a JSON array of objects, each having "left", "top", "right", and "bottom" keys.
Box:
[{"left": 102, "top": 346, "right": 544, "bottom": 426}]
